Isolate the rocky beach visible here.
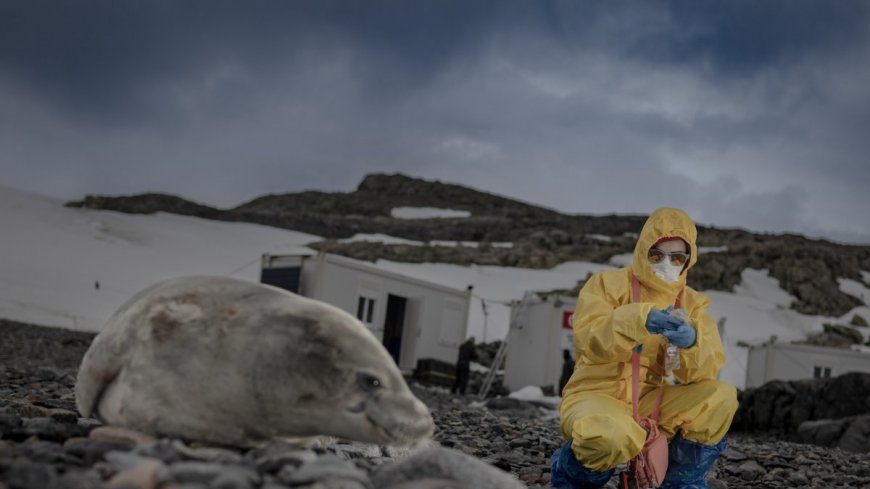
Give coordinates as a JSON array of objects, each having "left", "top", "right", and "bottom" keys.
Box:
[{"left": 1, "top": 320, "right": 869, "bottom": 489}]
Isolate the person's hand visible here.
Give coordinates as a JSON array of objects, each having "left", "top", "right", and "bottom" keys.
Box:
[
  {"left": 645, "top": 307, "right": 683, "bottom": 334},
  {"left": 662, "top": 324, "right": 696, "bottom": 348}
]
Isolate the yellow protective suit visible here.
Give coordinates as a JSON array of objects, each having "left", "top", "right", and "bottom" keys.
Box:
[{"left": 559, "top": 208, "right": 738, "bottom": 472}]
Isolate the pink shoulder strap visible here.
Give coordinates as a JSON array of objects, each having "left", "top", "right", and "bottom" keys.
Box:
[{"left": 629, "top": 273, "right": 682, "bottom": 422}]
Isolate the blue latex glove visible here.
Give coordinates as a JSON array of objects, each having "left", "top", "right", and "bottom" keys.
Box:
[
  {"left": 645, "top": 307, "right": 683, "bottom": 334},
  {"left": 662, "top": 324, "right": 697, "bottom": 348}
]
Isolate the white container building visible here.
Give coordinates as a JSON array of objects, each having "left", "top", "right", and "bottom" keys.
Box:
[
  {"left": 745, "top": 336, "right": 870, "bottom": 388},
  {"left": 260, "top": 252, "right": 471, "bottom": 371},
  {"left": 504, "top": 293, "right": 577, "bottom": 393}
]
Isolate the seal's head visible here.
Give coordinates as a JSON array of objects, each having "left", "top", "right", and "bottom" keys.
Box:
[
  {"left": 75, "top": 276, "right": 434, "bottom": 447},
  {"left": 259, "top": 291, "right": 436, "bottom": 446}
]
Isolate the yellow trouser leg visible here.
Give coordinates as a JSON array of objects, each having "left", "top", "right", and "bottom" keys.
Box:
[
  {"left": 559, "top": 393, "right": 647, "bottom": 472},
  {"left": 638, "top": 379, "right": 738, "bottom": 444}
]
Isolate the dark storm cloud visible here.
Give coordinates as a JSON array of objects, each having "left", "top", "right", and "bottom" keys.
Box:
[
  {"left": 0, "top": 1, "right": 502, "bottom": 122},
  {"left": 5, "top": 1, "right": 866, "bottom": 119},
  {"left": 1, "top": 1, "right": 869, "bottom": 243},
  {"left": 629, "top": 1, "right": 870, "bottom": 73}
]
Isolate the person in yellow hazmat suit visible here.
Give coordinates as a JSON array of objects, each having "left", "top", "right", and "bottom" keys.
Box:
[{"left": 550, "top": 208, "right": 738, "bottom": 489}]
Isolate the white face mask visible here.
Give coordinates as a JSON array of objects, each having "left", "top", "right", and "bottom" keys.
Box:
[{"left": 651, "top": 260, "right": 683, "bottom": 283}]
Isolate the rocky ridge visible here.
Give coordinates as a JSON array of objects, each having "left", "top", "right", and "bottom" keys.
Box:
[{"left": 65, "top": 173, "right": 870, "bottom": 318}]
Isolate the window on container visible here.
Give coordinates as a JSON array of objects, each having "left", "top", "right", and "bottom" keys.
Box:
[
  {"left": 813, "top": 366, "right": 832, "bottom": 378},
  {"left": 366, "top": 298, "right": 375, "bottom": 323},
  {"left": 357, "top": 297, "right": 366, "bottom": 320},
  {"left": 356, "top": 296, "right": 375, "bottom": 325}
]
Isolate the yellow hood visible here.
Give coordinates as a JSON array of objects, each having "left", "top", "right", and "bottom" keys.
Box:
[{"left": 630, "top": 208, "right": 698, "bottom": 295}]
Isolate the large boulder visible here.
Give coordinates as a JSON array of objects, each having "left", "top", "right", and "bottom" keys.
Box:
[
  {"left": 797, "top": 419, "right": 849, "bottom": 447},
  {"left": 736, "top": 372, "right": 870, "bottom": 452},
  {"left": 837, "top": 414, "right": 870, "bottom": 453},
  {"left": 815, "top": 372, "right": 870, "bottom": 420}
]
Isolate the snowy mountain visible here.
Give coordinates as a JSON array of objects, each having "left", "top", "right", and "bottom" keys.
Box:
[{"left": 3, "top": 183, "right": 869, "bottom": 389}]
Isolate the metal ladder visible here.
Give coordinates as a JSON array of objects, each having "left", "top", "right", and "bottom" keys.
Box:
[{"left": 478, "top": 291, "right": 534, "bottom": 400}]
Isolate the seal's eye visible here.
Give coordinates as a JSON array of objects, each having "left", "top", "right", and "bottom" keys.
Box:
[{"left": 357, "top": 373, "right": 382, "bottom": 393}]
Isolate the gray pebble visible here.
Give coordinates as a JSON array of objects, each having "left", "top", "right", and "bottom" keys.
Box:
[
  {"left": 722, "top": 447, "right": 747, "bottom": 462},
  {"left": 105, "top": 450, "right": 165, "bottom": 473},
  {"left": 707, "top": 478, "right": 727, "bottom": 489},
  {"left": 21, "top": 417, "right": 87, "bottom": 442},
  {"left": 331, "top": 443, "right": 382, "bottom": 460},
  {"left": 168, "top": 461, "right": 228, "bottom": 484},
  {"left": 277, "top": 455, "right": 370, "bottom": 487},
  {"left": 211, "top": 470, "right": 259, "bottom": 489},
  {"left": 0, "top": 413, "right": 22, "bottom": 434},
  {"left": 134, "top": 439, "right": 187, "bottom": 464},
  {"left": 3, "top": 460, "right": 56, "bottom": 489},
  {"left": 168, "top": 461, "right": 259, "bottom": 486},
  {"left": 738, "top": 460, "right": 766, "bottom": 481},
  {"left": 64, "top": 438, "right": 133, "bottom": 465},
  {"left": 788, "top": 471, "right": 809, "bottom": 485},
  {"left": 50, "top": 469, "right": 103, "bottom": 489},
  {"left": 256, "top": 450, "right": 319, "bottom": 474},
  {"left": 175, "top": 443, "right": 244, "bottom": 464},
  {"left": 380, "top": 478, "right": 472, "bottom": 489},
  {"left": 20, "top": 440, "right": 81, "bottom": 465}
]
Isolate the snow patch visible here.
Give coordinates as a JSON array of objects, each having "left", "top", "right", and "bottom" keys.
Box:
[
  {"left": 587, "top": 234, "right": 611, "bottom": 242},
  {"left": 839, "top": 278, "right": 870, "bottom": 306},
  {"left": 733, "top": 269, "right": 794, "bottom": 308},
  {"left": 431, "top": 240, "right": 481, "bottom": 248},
  {"left": 509, "top": 385, "right": 561, "bottom": 407},
  {"left": 508, "top": 385, "right": 544, "bottom": 400},
  {"left": 390, "top": 207, "right": 471, "bottom": 219},
  {"left": 698, "top": 245, "right": 728, "bottom": 254},
  {"left": 337, "top": 234, "right": 514, "bottom": 249},
  {"left": 431, "top": 240, "right": 513, "bottom": 248},
  {"left": 861, "top": 271, "right": 870, "bottom": 285},
  {"left": 338, "top": 234, "right": 424, "bottom": 246},
  {"left": 470, "top": 361, "right": 501, "bottom": 374},
  {"left": 705, "top": 268, "right": 826, "bottom": 389},
  {"left": 609, "top": 253, "right": 634, "bottom": 267}
]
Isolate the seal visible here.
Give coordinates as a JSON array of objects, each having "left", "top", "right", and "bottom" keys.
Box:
[{"left": 75, "top": 276, "right": 434, "bottom": 447}]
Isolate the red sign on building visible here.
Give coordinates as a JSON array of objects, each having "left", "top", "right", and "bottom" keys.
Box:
[{"left": 562, "top": 311, "right": 573, "bottom": 329}]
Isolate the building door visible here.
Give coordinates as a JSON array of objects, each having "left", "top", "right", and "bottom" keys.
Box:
[
  {"left": 260, "top": 255, "right": 304, "bottom": 293},
  {"left": 383, "top": 294, "right": 407, "bottom": 365}
]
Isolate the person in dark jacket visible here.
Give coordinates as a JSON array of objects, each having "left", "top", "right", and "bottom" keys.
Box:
[
  {"left": 451, "top": 337, "right": 478, "bottom": 395},
  {"left": 559, "top": 349, "right": 575, "bottom": 395}
]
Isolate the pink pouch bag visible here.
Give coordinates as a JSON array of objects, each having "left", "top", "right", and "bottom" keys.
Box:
[{"left": 622, "top": 348, "right": 668, "bottom": 488}]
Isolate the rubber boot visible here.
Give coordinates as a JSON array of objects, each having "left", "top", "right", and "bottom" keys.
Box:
[
  {"left": 550, "top": 441, "right": 615, "bottom": 489},
  {"left": 659, "top": 434, "right": 727, "bottom": 489}
]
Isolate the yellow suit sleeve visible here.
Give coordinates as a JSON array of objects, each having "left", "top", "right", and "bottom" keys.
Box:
[
  {"left": 674, "top": 291, "right": 726, "bottom": 383},
  {"left": 572, "top": 272, "right": 654, "bottom": 364}
]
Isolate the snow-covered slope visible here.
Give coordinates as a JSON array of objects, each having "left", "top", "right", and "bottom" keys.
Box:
[
  {"left": 708, "top": 269, "right": 870, "bottom": 388},
  {"left": 0, "top": 185, "right": 318, "bottom": 330},
  {"left": 2, "top": 185, "right": 868, "bottom": 389}
]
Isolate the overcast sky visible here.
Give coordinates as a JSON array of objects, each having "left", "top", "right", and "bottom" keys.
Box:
[{"left": 2, "top": 1, "right": 869, "bottom": 243}]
